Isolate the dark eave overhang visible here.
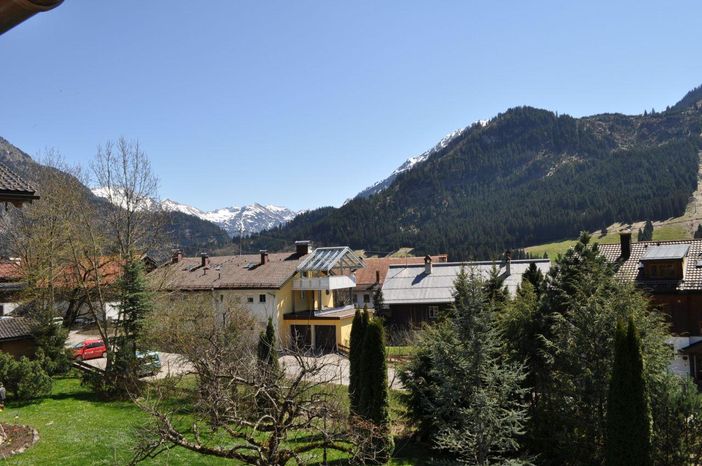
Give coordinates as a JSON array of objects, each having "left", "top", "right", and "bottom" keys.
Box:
[{"left": 0, "top": 0, "right": 63, "bottom": 35}]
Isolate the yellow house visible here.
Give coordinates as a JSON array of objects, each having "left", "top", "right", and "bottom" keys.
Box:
[{"left": 149, "top": 241, "right": 366, "bottom": 352}]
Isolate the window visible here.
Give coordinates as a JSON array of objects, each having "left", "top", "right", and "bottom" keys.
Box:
[
  {"left": 247, "top": 296, "right": 254, "bottom": 303},
  {"left": 644, "top": 261, "right": 681, "bottom": 280},
  {"left": 259, "top": 294, "right": 266, "bottom": 303},
  {"left": 219, "top": 294, "right": 224, "bottom": 302},
  {"left": 428, "top": 306, "right": 439, "bottom": 319},
  {"left": 87, "top": 342, "right": 103, "bottom": 349},
  {"left": 0, "top": 304, "right": 4, "bottom": 316},
  {"left": 363, "top": 294, "right": 371, "bottom": 303}
]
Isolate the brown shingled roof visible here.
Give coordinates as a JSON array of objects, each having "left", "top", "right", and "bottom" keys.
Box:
[
  {"left": 599, "top": 239, "right": 702, "bottom": 291},
  {"left": 150, "top": 252, "right": 306, "bottom": 291},
  {"left": 0, "top": 163, "right": 38, "bottom": 205},
  {"left": 0, "top": 261, "right": 21, "bottom": 282},
  {"left": 0, "top": 317, "right": 34, "bottom": 342}
]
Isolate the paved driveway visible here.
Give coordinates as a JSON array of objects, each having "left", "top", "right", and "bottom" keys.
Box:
[
  {"left": 279, "top": 353, "right": 403, "bottom": 389},
  {"left": 67, "top": 330, "right": 193, "bottom": 379}
]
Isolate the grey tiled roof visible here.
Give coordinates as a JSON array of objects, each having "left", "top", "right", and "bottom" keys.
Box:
[
  {"left": 0, "top": 163, "right": 36, "bottom": 197},
  {"left": 641, "top": 244, "right": 690, "bottom": 261},
  {"left": 0, "top": 317, "right": 34, "bottom": 341},
  {"left": 382, "top": 259, "right": 551, "bottom": 305},
  {"left": 599, "top": 240, "right": 702, "bottom": 291}
]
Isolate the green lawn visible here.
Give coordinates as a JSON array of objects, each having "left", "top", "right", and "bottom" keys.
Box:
[
  {"left": 0, "top": 377, "right": 230, "bottom": 466},
  {"left": 652, "top": 223, "right": 691, "bottom": 241},
  {"left": 0, "top": 376, "right": 446, "bottom": 465},
  {"left": 387, "top": 346, "right": 413, "bottom": 358}
]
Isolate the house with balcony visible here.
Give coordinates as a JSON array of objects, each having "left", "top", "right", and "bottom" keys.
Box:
[
  {"left": 284, "top": 246, "right": 365, "bottom": 352},
  {"left": 599, "top": 233, "right": 702, "bottom": 383},
  {"left": 149, "top": 241, "right": 365, "bottom": 353}
]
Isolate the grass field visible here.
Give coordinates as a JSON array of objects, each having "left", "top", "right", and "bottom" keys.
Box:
[
  {"left": 387, "top": 346, "right": 413, "bottom": 358},
  {"left": 0, "top": 376, "right": 448, "bottom": 465},
  {"left": 525, "top": 222, "right": 693, "bottom": 260}
]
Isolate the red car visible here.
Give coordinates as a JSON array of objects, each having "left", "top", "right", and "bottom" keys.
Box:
[{"left": 72, "top": 339, "right": 107, "bottom": 361}]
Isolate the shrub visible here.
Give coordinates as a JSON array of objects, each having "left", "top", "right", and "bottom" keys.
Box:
[{"left": 0, "top": 352, "right": 52, "bottom": 400}]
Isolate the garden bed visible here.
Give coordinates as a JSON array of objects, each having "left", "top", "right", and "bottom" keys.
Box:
[{"left": 0, "top": 423, "right": 39, "bottom": 459}]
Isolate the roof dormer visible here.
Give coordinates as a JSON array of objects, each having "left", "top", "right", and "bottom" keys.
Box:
[{"left": 640, "top": 244, "right": 689, "bottom": 280}]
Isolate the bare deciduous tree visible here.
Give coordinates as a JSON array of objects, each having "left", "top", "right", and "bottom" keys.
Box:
[
  {"left": 92, "top": 137, "right": 162, "bottom": 260},
  {"left": 133, "top": 293, "right": 356, "bottom": 465}
]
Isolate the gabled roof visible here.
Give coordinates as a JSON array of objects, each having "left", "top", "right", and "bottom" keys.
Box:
[
  {"left": 382, "top": 259, "right": 550, "bottom": 305},
  {"left": 0, "top": 163, "right": 38, "bottom": 206},
  {"left": 0, "top": 317, "right": 34, "bottom": 342},
  {"left": 599, "top": 239, "right": 702, "bottom": 291},
  {"left": 296, "top": 247, "right": 365, "bottom": 273},
  {"left": 151, "top": 252, "right": 306, "bottom": 291},
  {"left": 354, "top": 255, "right": 448, "bottom": 290}
]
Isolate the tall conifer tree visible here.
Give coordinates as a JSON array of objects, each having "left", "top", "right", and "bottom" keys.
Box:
[
  {"left": 349, "top": 306, "right": 369, "bottom": 414},
  {"left": 606, "top": 317, "right": 652, "bottom": 466}
]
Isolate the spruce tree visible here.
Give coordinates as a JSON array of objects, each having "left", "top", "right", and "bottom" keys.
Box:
[
  {"left": 522, "top": 261, "right": 544, "bottom": 295},
  {"left": 372, "top": 288, "right": 384, "bottom": 315},
  {"left": 606, "top": 317, "right": 652, "bottom": 466},
  {"left": 638, "top": 220, "right": 654, "bottom": 241},
  {"left": 358, "top": 318, "right": 393, "bottom": 463},
  {"left": 118, "top": 259, "right": 152, "bottom": 348},
  {"left": 401, "top": 267, "right": 529, "bottom": 464},
  {"left": 349, "top": 306, "right": 369, "bottom": 414},
  {"left": 111, "top": 258, "right": 153, "bottom": 385},
  {"left": 257, "top": 317, "right": 279, "bottom": 373},
  {"left": 531, "top": 233, "right": 669, "bottom": 465}
]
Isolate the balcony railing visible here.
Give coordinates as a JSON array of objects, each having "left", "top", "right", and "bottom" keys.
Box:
[{"left": 292, "top": 275, "right": 356, "bottom": 291}]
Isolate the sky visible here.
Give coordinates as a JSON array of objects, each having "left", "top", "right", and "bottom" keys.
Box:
[{"left": 1, "top": 1, "right": 702, "bottom": 212}]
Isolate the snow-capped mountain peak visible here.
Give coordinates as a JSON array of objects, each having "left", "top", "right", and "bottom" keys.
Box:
[
  {"left": 353, "top": 123, "right": 482, "bottom": 200},
  {"left": 92, "top": 189, "right": 297, "bottom": 237}
]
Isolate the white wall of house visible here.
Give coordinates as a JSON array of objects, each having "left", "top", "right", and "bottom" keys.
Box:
[
  {"left": 669, "top": 336, "right": 702, "bottom": 378},
  {"left": 0, "top": 302, "right": 19, "bottom": 316},
  {"left": 353, "top": 292, "right": 372, "bottom": 307},
  {"left": 213, "top": 290, "right": 279, "bottom": 329}
]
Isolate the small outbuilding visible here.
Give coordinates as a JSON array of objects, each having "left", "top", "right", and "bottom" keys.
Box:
[{"left": 0, "top": 317, "right": 36, "bottom": 359}]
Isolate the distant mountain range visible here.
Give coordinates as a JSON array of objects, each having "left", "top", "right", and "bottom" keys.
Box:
[
  {"left": 157, "top": 199, "right": 297, "bottom": 237},
  {"left": 244, "top": 84, "right": 702, "bottom": 260},
  {"left": 90, "top": 189, "right": 297, "bottom": 237}
]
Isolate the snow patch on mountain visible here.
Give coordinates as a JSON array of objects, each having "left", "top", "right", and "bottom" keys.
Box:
[
  {"left": 196, "top": 203, "right": 298, "bottom": 237},
  {"left": 354, "top": 122, "right": 485, "bottom": 200},
  {"left": 92, "top": 188, "right": 297, "bottom": 237},
  {"left": 91, "top": 186, "right": 157, "bottom": 211}
]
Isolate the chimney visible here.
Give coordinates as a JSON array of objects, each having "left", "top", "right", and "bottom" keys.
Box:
[
  {"left": 375, "top": 270, "right": 381, "bottom": 284},
  {"left": 172, "top": 249, "right": 182, "bottom": 264},
  {"left": 424, "top": 255, "right": 432, "bottom": 275},
  {"left": 620, "top": 231, "right": 632, "bottom": 260},
  {"left": 295, "top": 240, "right": 310, "bottom": 256},
  {"left": 260, "top": 250, "right": 269, "bottom": 265},
  {"left": 201, "top": 253, "right": 209, "bottom": 268}
]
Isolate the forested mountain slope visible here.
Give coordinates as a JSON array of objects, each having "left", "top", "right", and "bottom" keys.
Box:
[{"left": 245, "top": 87, "right": 702, "bottom": 260}]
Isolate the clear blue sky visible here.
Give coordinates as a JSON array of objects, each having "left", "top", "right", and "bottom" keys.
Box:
[{"left": 1, "top": 1, "right": 701, "bottom": 211}]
